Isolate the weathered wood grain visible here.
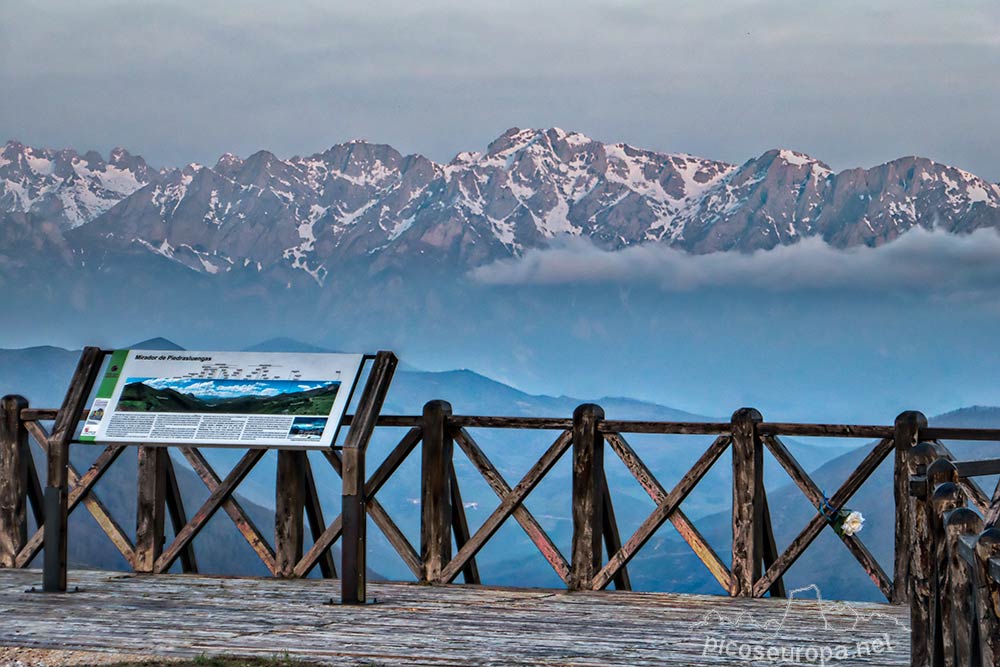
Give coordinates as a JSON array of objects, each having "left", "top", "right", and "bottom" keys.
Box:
[
  {"left": 570, "top": 404, "right": 604, "bottom": 591},
  {"left": 340, "top": 351, "right": 398, "bottom": 604},
  {"left": 759, "top": 493, "right": 785, "bottom": 598},
  {"left": 439, "top": 430, "right": 572, "bottom": 584},
  {"left": 305, "top": 439, "right": 422, "bottom": 580},
  {"left": 163, "top": 453, "right": 197, "bottom": 573},
  {"left": 275, "top": 450, "right": 306, "bottom": 578},
  {"left": 0, "top": 569, "right": 912, "bottom": 667},
  {"left": 731, "top": 408, "right": 763, "bottom": 598},
  {"left": 301, "top": 455, "right": 335, "bottom": 578},
  {"left": 931, "top": 441, "right": 993, "bottom": 517},
  {"left": 452, "top": 427, "right": 570, "bottom": 584},
  {"left": 894, "top": 411, "right": 927, "bottom": 605},
  {"left": 421, "top": 400, "right": 453, "bottom": 582},
  {"left": 43, "top": 346, "right": 106, "bottom": 592},
  {"left": 155, "top": 448, "right": 266, "bottom": 574},
  {"left": 179, "top": 447, "right": 275, "bottom": 574},
  {"left": 757, "top": 422, "right": 894, "bottom": 438},
  {"left": 19, "top": 422, "right": 131, "bottom": 569},
  {"left": 0, "top": 396, "right": 28, "bottom": 568},
  {"left": 929, "top": 482, "right": 965, "bottom": 667},
  {"left": 974, "top": 528, "right": 1000, "bottom": 665},
  {"left": 755, "top": 437, "right": 895, "bottom": 598},
  {"left": 908, "top": 442, "right": 942, "bottom": 667},
  {"left": 953, "top": 458, "right": 1000, "bottom": 478},
  {"left": 600, "top": 421, "right": 730, "bottom": 436},
  {"left": 600, "top": 475, "right": 630, "bottom": 591},
  {"left": 448, "top": 460, "right": 480, "bottom": 585},
  {"left": 943, "top": 509, "right": 983, "bottom": 667},
  {"left": 593, "top": 434, "right": 731, "bottom": 592},
  {"left": 135, "top": 446, "right": 167, "bottom": 573},
  {"left": 763, "top": 435, "right": 891, "bottom": 598},
  {"left": 922, "top": 427, "right": 1000, "bottom": 442}
]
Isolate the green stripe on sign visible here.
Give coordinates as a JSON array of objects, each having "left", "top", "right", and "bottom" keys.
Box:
[{"left": 79, "top": 349, "right": 129, "bottom": 442}]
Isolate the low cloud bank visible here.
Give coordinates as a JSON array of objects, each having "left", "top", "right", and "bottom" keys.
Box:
[{"left": 470, "top": 227, "right": 1000, "bottom": 294}]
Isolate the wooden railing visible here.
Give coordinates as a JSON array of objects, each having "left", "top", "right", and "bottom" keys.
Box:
[
  {"left": 3, "top": 392, "right": 1000, "bottom": 610},
  {"left": 909, "top": 444, "right": 1000, "bottom": 667}
]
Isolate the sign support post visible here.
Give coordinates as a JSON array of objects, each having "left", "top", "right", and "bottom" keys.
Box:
[
  {"left": 43, "top": 346, "right": 106, "bottom": 592},
  {"left": 340, "top": 351, "right": 397, "bottom": 605}
]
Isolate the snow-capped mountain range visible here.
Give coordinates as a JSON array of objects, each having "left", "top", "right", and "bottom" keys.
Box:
[{"left": 3, "top": 128, "right": 1000, "bottom": 286}]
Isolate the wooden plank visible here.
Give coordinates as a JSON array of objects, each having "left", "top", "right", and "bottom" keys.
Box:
[
  {"left": 14, "top": 406, "right": 1000, "bottom": 441},
  {"left": 452, "top": 427, "right": 571, "bottom": 584},
  {"left": 179, "top": 447, "right": 276, "bottom": 575},
  {"left": 593, "top": 434, "right": 731, "bottom": 592},
  {"left": 301, "top": 455, "right": 335, "bottom": 578},
  {"left": 340, "top": 351, "right": 397, "bottom": 604},
  {"left": 43, "top": 346, "right": 106, "bottom": 592},
  {"left": 451, "top": 416, "right": 575, "bottom": 430},
  {"left": 134, "top": 446, "right": 167, "bottom": 573},
  {"left": 600, "top": 474, "right": 630, "bottom": 591},
  {"left": 730, "top": 408, "right": 763, "bottom": 597},
  {"left": 922, "top": 426, "right": 1000, "bottom": 441},
  {"left": 439, "top": 430, "right": 573, "bottom": 584},
  {"left": 448, "top": 460, "right": 480, "bottom": 585},
  {"left": 759, "top": 492, "right": 785, "bottom": 598},
  {"left": 296, "top": 429, "right": 422, "bottom": 579},
  {"left": 931, "top": 441, "right": 993, "bottom": 517},
  {"left": 953, "top": 458, "right": 1000, "bottom": 478},
  {"left": 275, "top": 450, "right": 306, "bottom": 578},
  {"left": 155, "top": 448, "right": 266, "bottom": 574},
  {"left": 19, "top": 422, "right": 132, "bottom": 569},
  {"left": 23, "top": 433, "right": 44, "bottom": 530},
  {"left": 0, "top": 395, "right": 28, "bottom": 567},
  {"left": 421, "top": 400, "right": 453, "bottom": 582},
  {"left": 570, "top": 404, "right": 604, "bottom": 591},
  {"left": 762, "top": 435, "right": 891, "bottom": 598},
  {"left": 757, "top": 423, "right": 894, "bottom": 438},
  {"left": 0, "top": 568, "right": 913, "bottom": 667},
  {"left": 163, "top": 453, "right": 197, "bottom": 573},
  {"left": 893, "top": 411, "right": 927, "bottom": 605},
  {"left": 602, "top": 432, "right": 731, "bottom": 592},
  {"left": 754, "top": 436, "right": 894, "bottom": 597},
  {"left": 600, "top": 421, "right": 730, "bottom": 436}
]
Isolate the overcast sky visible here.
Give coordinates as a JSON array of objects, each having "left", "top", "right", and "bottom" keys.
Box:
[{"left": 2, "top": 1, "right": 998, "bottom": 180}]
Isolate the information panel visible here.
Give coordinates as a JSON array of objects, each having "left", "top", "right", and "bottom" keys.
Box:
[{"left": 79, "top": 350, "right": 364, "bottom": 449}]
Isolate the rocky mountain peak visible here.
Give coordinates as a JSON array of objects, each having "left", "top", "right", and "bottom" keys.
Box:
[{"left": 5, "top": 130, "right": 1000, "bottom": 287}]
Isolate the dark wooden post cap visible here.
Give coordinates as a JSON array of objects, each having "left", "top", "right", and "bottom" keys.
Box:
[{"left": 573, "top": 404, "right": 605, "bottom": 421}]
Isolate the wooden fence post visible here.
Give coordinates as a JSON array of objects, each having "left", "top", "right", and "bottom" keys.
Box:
[
  {"left": 929, "top": 476, "right": 964, "bottom": 667},
  {"left": 341, "top": 351, "right": 397, "bottom": 604},
  {"left": 421, "top": 400, "right": 453, "bottom": 583},
  {"left": 731, "top": 407, "right": 763, "bottom": 597},
  {"left": 944, "top": 508, "right": 983, "bottom": 667},
  {"left": 908, "top": 442, "right": 942, "bottom": 667},
  {"left": 570, "top": 403, "right": 604, "bottom": 591},
  {"left": 895, "top": 410, "right": 928, "bottom": 604},
  {"left": 0, "top": 396, "right": 28, "bottom": 568},
  {"left": 275, "top": 450, "right": 306, "bottom": 577},
  {"left": 134, "top": 446, "right": 167, "bottom": 573},
  {"left": 973, "top": 528, "right": 1000, "bottom": 665}
]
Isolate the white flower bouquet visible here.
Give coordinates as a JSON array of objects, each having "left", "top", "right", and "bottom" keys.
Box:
[{"left": 820, "top": 498, "right": 865, "bottom": 537}]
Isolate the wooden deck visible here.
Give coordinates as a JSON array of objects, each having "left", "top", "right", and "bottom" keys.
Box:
[{"left": 0, "top": 569, "right": 910, "bottom": 666}]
